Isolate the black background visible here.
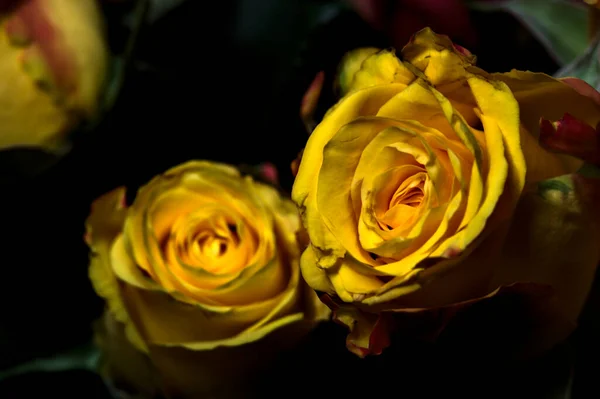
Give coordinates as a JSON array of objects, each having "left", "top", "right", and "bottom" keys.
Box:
[{"left": 1, "top": 1, "right": 599, "bottom": 397}]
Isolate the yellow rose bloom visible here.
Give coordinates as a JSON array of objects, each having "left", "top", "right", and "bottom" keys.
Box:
[
  {"left": 292, "top": 28, "right": 600, "bottom": 357},
  {"left": 86, "top": 161, "right": 329, "bottom": 397},
  {"left": 0, "top": 0, "right": 108, "bottom": 150}
]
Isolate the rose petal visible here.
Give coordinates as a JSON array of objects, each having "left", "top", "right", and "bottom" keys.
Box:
[
  {"left": 86, "top": 188, "right": 148, "bottom": 353},
  {"left": 494, "top": 71, "right": 600, "bottom": 181},
  {"left": 320, "top": 293, "right": 392, "bottom": 358},
  {"left": 293, "top": 84, "right": 408, "bottom": 269},
  {"left": 401, "top": 27, "right": 476, "bottom": 86},
  {"left": 336, "top": 48, "right": 379, "bottom": 96},
  {"left": 346, "top": 49, "right": 415, "bottom": 94},
  {"left": 561, "top": 77, "right": 600, "bottom": 106}
]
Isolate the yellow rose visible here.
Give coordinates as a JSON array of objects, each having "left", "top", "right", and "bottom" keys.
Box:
[
  {"left": 0, "top": 0, "right": 108, "bottom": 150},
  {"left": 292, "top": 28, "right": 600, "bottom": 357},
  {"left": 86, "top": 161, "right": 329, "bottom": 397}
]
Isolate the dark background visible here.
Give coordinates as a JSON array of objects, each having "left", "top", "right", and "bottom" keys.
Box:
[{"left": 1, "top": 0, "right": 598, "bottom": 397}]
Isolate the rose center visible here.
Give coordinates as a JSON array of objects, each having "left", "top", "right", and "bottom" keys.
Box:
[
  {"left": 379, "top": 172, "right": 428, "bottom": 231},
  {"left": 196, "top": 232, "right": 228, "bottom": 258},
  {"left": 165, "top": 209, "right": 247, "bottom": 274},
  {"left": 193, "top": 220, "right": 239, "bottom": 260},
  {"left": 389, "top": 180, "right": 425, "bottom": 208}
]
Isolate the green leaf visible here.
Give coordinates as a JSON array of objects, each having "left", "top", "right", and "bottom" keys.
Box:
[
  {"left": 468, "top": 0, "right": 589, "bottom": 66},
  {"left": 555, "top": 31, "right": 600, "bottom": 89},
  {"left": 0, "top": 343, "right": 100, "bottom": 382}
]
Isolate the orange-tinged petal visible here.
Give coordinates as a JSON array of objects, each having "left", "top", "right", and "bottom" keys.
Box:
[
  {"left": 355, "top": 125, "right": 456, "bottom": 256},
  {"left": 322, "top": 294, "right": 392, "bottom": 358},
  {"left": 371, "top": 166, "right": 426, "bottom": 230},
  {"left": 374, "top": 189, "right": 463, "bottom": 275},
  {"left": 317, "top": 119, "right": 414, "bottom": 267}
]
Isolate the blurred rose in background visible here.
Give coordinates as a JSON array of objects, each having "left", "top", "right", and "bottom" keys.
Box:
[{"left": 0, "top": 0, "right": 108, "bottom": 151}]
